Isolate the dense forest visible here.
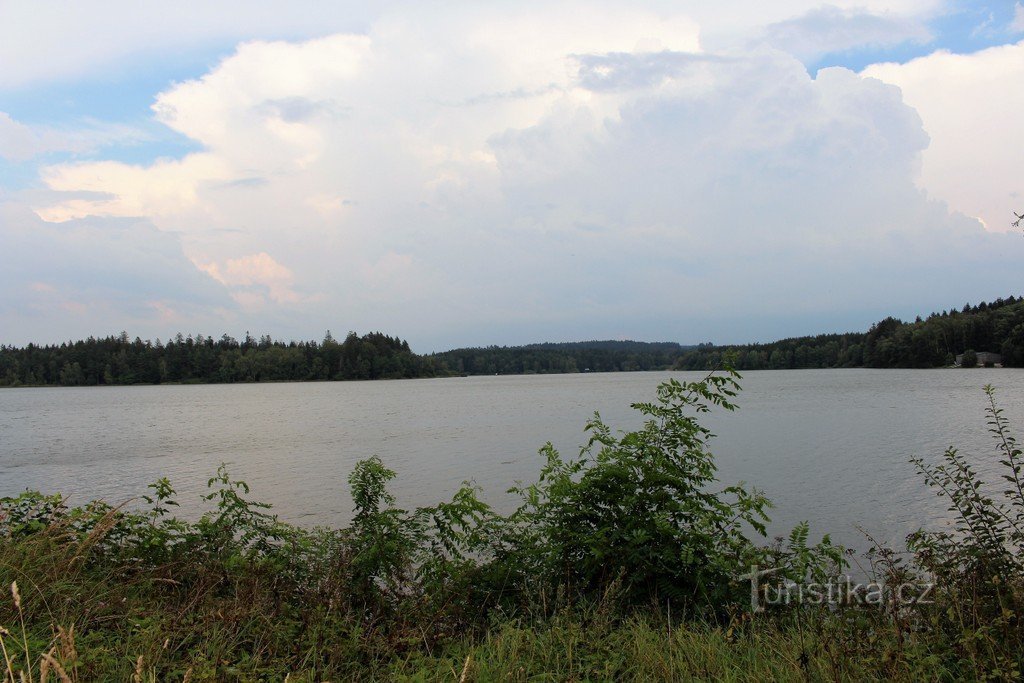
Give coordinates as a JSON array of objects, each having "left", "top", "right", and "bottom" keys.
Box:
[
  {"left": 437, "top": 298, "right": 1024, "bottom": 373},
  {"left": 675, "top": 295, "right": 1024, "bottom": 370},
  {"left": 2, "top": 296, "right": 1023, "bottom": 386},
  {"left": 429, "top": 340, "right": 689, "bottom": 375},
  {"left": 0, "top": 337, "right": 686, "bottom": 386},
  {"left": 0, "top": 331, "right": 442, "bottom": 386}
]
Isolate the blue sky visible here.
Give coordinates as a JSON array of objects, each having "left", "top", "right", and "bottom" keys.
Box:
[
  {"left": 806, "top": 0, "right": 1024, "bottom": 70},
  {"left": 1, "top": 1, "right": 1023, "bottom": 349}
]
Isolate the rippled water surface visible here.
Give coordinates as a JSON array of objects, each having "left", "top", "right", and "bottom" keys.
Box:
[{"left": 3, "top": 369, "right": 1023, "bottom": 549}]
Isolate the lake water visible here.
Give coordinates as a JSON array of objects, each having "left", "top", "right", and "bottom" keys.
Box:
[{"left": 2, "top": 369, "right": 1023, "bottom": 551}]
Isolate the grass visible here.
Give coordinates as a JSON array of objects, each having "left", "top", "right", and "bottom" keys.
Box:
[
  {"left": 0, "top": 480, "right": 1009, "bottom": 681},
  {"left": 0, "top": 577, "right": 975, "bottom": 682}
]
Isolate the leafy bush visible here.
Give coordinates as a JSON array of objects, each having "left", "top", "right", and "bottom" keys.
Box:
[
  {"left": 904, "top": 385, "right": 1024, "bottom": 675},
  {"left": 486, "top": 370, "right": 772, "bottom": 612}
]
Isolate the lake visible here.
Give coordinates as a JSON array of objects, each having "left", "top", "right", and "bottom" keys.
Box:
[{"left": 2, "top": 368, "right": 1022, "bottom": 551}]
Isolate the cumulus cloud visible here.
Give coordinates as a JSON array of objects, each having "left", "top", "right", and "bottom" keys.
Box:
[
  {"left": 38, "top": 154, "right": 230, "bottom": 221},
  {"left": 9, "top": 5, "right": 1024, "bottom": 348},
  {"left": 481, "top": 54, "right": 1020, "bottom": 330},
  {"left": 863, "top": 40, "right": 1024, "bottom": 231},
  {"left": 197, "top": 252, "right": 303, "bottom": 308}
]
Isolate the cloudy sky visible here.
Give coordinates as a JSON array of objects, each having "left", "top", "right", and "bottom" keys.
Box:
[{"left": 1, "top": 1, "right": 1022, "bottom": 350}]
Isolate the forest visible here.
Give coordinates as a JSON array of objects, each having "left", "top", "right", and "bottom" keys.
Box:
[
  {"left": 0, "top": 331, "right": 442, "bottom": 386},
  {"left": 1, "top": 295, "right": 1022, "bottom": 386},
  {"left": 0, "top": 336, "right": 689, "bottom": 387},
  {"left": 428, "top": 340, "right": 689, "bottom": 375},
  {"left": 674, "top": 295, "right": 1024, "bottom": 370}
]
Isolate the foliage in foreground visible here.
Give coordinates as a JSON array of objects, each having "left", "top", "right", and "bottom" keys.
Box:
[{"left": 1, "top": 372, "right": 1023, "bottom": 680}]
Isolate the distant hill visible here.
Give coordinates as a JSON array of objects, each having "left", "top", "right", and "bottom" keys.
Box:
[{"left": 430, "top": 340, "right": 692, "bottom": 376}]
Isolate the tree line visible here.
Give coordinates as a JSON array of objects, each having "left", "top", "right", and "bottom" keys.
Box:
[
  {"left": 2, "top": 295, "right": 1022, "bottom": 386},
  {"left": 428, "top": 340, "right": 689, "bottom": 376},
  {"left": 0, "top": 336, "right": 688, "bottom": 387},
  {"left": 674, "top": 295, "right": 1024, "bottom": 370},
  {"left": 0, "top": 331, "right": 442, "bottom": 387}
]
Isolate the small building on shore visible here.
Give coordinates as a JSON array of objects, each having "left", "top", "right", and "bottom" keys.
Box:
[{"left": 955, "top": 351, "right": 1003, "bottom": 366}]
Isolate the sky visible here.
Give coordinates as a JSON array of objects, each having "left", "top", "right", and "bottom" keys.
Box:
[{"left": 1, "top": 1, "right": 1023, "bottom": 351}]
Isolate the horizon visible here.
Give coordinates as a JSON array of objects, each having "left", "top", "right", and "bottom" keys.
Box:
[
  {"left": 2, "top": 1, "right": 1023, "bottom": 349},
  {"left": 4, "top": 290, "right": 1013, "bottom": 355}
]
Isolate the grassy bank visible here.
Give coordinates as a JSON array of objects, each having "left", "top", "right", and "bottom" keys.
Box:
[
  {"left": 0, "top": 565, "right": 988, "bottom": 681},
  {"left": 2, "top": 370, "right": 1022, "bottom": 681}
]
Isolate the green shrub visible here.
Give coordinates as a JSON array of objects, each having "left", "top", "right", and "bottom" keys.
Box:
[
  {"left": 486, "top": 369, "right": 772, "bottom": 612},
  {"left": 903, "top": 385, "right": 1024, "bottom": 676}
]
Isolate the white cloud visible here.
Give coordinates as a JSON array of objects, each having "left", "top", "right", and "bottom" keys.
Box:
[
  {"left": 7, "top": 5, "right": 1024, "bottom": 348},
  {"left": 38, "top": 154, "right": 230, "bottom": 221},
  {"left": 197, "top": 252, "right": 302, "bottom": 307},
  {"left": 863, "top": 40, "right": 1024, "bottom": 231}
]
